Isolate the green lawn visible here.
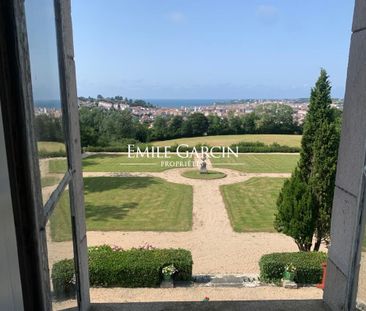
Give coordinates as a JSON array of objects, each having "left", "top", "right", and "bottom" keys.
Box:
[
  {"left": 220, "top": 177, "right": 286, "bottom": 232},
  {"left": 212, "top": 154, "right": 299, "bottom": 173},
  {"left": 49, "top": 154, "right": 194, "bottom": 173},
  {"left": 41, "top": 175, "right": 62, "bottom": 188},
  {"left": 38, "top": 141, "right": 65, "bottom": 152},
  {"left": 50, "top": 177, "right": 193, "bottom": 241},
  {"left": 50, "top": 191, "right": 72, "bottom": 242},
  {"left": 153, "top": 134, "right": 301, "bottom": 148},
  {"left": 48, "top": 158, "right": 68, "bottom": 174},
  {"left": 181, "top": 170, "right": 226, "bottom": 180}
]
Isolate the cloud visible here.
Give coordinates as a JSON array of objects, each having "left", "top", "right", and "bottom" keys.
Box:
[
  {"left": 166, "top": 11, "right": 185, "bottom": 24},
  {"left": 256, "top": 4, "right": 279, "bottom": 24}
]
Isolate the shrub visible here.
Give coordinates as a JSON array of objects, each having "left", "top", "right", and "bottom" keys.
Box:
[
  {"left": 83, "top": 142, "right": 151, "bottom": 153},
  {"left": 51, "top": 259, "right": 76, "bottom": 300},
  {"left": 231, "top": 142, "right": 300, "bottom": 153},
  {"left": 83, "top": 141, "right": 300, "bottom": 153},
  {"left": 38, "top": 149, "right": 67, "bottom": 158},
  {"left": 259, "top": 252, "right": 327, "bottom": 284},
  {"left": 52, "top": 246, "right": 193, "bottom": 292}
]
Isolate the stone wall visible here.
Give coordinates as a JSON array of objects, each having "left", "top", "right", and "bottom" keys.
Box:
[{"left": 324, "top": 1, "right": 366, "bottom": 309}]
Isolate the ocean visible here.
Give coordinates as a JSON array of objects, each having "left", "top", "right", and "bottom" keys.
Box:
[
  {"left": 144, "top": 99, "right": 232, "bottom": 108},
  {"left": 35, "top": 99, "right": 61, "bottom": 109},
  {"left": 34, "top": 98, "right": 233, "bottom": 109}
]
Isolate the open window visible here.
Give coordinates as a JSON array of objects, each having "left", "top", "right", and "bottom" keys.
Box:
[{"left": 0, "top": 1, "right": 89, "bottom": 310}]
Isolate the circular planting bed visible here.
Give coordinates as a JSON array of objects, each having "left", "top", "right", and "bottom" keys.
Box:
[{"left": 181, "top": 170, "right": 226, "bottom": 180}]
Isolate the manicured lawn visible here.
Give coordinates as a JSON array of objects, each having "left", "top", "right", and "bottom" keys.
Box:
[
  {"left": 48, "top": 158, "right": 68, "bottom": 173},
  {"left": 212, "top": 154, "right": 299, "bottom": 173},
  {"left": 50, "top": 191, "right": 72, "bottom": 242},
  {"left": 41, "top": 175, "right": 62, "bottom": 188},
  {"left": 50, "top": 177, "right": 193, "bottom": 241},
  {"left": 220, "top": 177, "right": 286, "bottom": 232},
  {"left": 153, "top": 134, "right": 301, "bottom": 148},
  {"left": 49, "top": 154, "right": 194, "bottom": 173},
  {"left": 38, "top": 141, "right": 65, "bottom": 152},
  {"left": 181, "top": 170, "right": 226, "bottom": 180}
]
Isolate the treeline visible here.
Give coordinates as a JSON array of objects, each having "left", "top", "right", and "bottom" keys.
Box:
[
  {"left": 34, "top": 114, "right": 64, "bottom": 142},
  {"left": 35, "top": 103, "right": 343, "bottom": 149},
  {"left": 78, "top": 103, "right": 302, "bottom": 146},
  {"left": 151, "top": 104, "right": 301, "bottom": 141}
]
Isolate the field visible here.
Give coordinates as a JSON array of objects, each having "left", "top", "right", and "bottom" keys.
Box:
[
  {"left": 152, "top": 134, "right": 301, "bottom": 148},
  {"left": 50, "top": 177, "right": 193, "bottom": 241},
  {"left": 49, "top": 154, "right": 194, "bottom": 173},
  {"left": 212, "top": 154, "right": 299, "bottom": 173},
  {"left": 181, "top": 170, "right": 226, "bottom": 180},
  {"left": 38, "top": 141, "right": 65, "bottom": 152},
  {"left": 221, "top": 177, "right": 286, "bottom": 232}
]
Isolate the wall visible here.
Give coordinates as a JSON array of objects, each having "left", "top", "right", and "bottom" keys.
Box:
[
  {"left": 324, "top": 0, "right": 366, "bottom": 309},
  {"left": 0, "top": 105, "right": 24, "bottom": 310}
]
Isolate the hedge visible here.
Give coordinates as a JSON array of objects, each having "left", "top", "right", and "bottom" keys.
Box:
[
  {"left": 38, "top": 149, "right": 67, "bottom": 158},
  {"left": 51, "top": 259, "right": 76, "bottom": 300},
  {"left": 51, "top": 246, "right": 192, "bottom": 297},
  {"left": 259, "top": 252, "right": 327, "bottom": 284},
  {"left": 232, "top": 142, "right": 300, "bottom": 153},
  {"left": 83, "top": 141, "right": 300, "bottom": 153}
]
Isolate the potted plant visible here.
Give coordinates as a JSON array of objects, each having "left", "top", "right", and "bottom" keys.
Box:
[
  {"left": 162, "top": 264, "right": 178, "bottom": 282},
  {"left": 283, "top": 263, "right": 296, "bottom": 282}
]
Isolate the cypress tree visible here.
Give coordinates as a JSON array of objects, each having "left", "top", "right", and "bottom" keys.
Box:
[{"left": 274, "top": 69, "right": 340, "bottom": 251}]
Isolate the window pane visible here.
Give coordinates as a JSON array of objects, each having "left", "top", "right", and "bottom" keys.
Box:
[
  {"left": 24, "top": 0, "right": 68, "bottom": 205},
  {"left": 47, "top": 190, "right": 77, "bottom": 310}
]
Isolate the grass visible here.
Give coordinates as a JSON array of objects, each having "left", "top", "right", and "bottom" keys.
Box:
[
  {"left": 152, "top": 134, "right": 301, "bottom": 148},
  {"left": 41, "top": 175, "right": 62, "bottom": 188},
  {"left": 49, "top": 154, "right": 194, "bottom": 174},
  {"left": 50, "top": 177, "right": 193, "bottom": 241},
  {"left": 50, "top": 191, "right": 72, "bottom": 242},
  {"left": 220, "top": 177, "right": 286, "bottom": 232},
  {"left": 212, "top": 154, "right": 299, "bottom": 173},
  {"left": 181, "top": 170, "right": 226, "bottom": 180},
  {"left": 38, "top": 141, "right": 65, "bottom": 152},
  {"left": 49, "top": 158, "right": 68, "bottom": 173}
]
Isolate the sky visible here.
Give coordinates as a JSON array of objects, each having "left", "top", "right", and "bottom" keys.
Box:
[{"left": 30, "top": 1, "right": 356, "bottom": 100}]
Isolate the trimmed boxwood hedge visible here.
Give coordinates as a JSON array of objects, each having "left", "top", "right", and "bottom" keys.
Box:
[
  {"left": 259, "top": 252, "right": 327, "bottom": 284},
  {"left": 38, "top": 149, "right": 67, "bottom": 158},
  {"left": 51, "top": 259, "right": 76, "bottom": 300},
  {"left": 51, "top": 245, "right": 192, "bottom": 295}
]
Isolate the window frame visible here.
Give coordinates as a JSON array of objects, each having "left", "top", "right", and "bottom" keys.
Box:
[{"left": 0, "top": 0, "right": 90, "bottom": 310}]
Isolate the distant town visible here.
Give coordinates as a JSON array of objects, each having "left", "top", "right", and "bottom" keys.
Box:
[{"left": 35, "top": 96, "right": 344, "bottom": 125}]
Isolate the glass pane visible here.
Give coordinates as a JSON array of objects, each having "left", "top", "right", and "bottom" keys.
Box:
[
  {"left": 24, "top": 0, "right": 68, "bottom": 204},
  {"left": 47, "top": 189, "right": 77, "bottom": 310}
]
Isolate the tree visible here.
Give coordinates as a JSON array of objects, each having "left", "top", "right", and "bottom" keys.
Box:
[
  {"left": 299, "top": 69, "right": 333, "bottom": 180},
  {"left": 275, "top": 169, "right": 317, "bottom": 251},
  {"left": 274, "top": 69, "right": 340, "bottom": 251},
  {"left": 310, "top": 121, "right": 340, "bottom": 250},
  {"left": 254, "top": 103, "right": 296, "bottom": 134},
  {"left": 241, "top": 113, "right": 257, "bottom": 133},
  {"left": 168, "top": 116, "right": 184, "bottom": 138},
  {"left": 186, "top": 113, "right": 209, "bottom": 136},
  {"left": 152, "top": 116, "right": 168, "bottom": 140}
]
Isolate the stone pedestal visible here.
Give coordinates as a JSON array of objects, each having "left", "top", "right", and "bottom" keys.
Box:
[
  {"left": 283, "top": 280, "right": 297, "bottom": 289},
  {"left": 160, "top": 280, "right": 174, "bottom": 288}
]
